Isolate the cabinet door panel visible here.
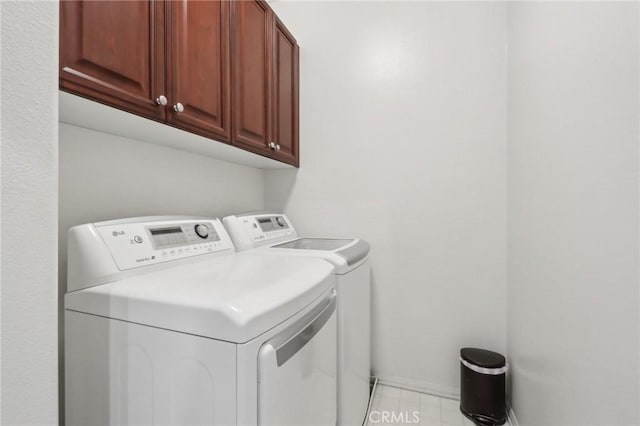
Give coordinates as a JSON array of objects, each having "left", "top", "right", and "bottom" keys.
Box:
[
  {"left": 231, "top": 0, "right": 272, "bottom": 155},
  {"left": 272, "top": 18, "right": 299, "bottom": 166},
  {"left": 167, "top": 0, "right": 231, "bottom": 142},
  {"left": 60, "top": 0, "right": 165, "bottom": 120}
]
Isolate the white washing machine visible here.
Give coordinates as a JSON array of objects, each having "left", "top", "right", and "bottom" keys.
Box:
[
  {"left": 65, "top": 216, "right": 338, "bottom": 426},
  {"left": 223, "top": 213, "right": 371, "bottom": 426}
]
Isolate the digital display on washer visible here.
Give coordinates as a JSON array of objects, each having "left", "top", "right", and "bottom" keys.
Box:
[
  {"left": 257, "top": 218, "right": 276, "bottom": 232},
  {"left": 149, "top": 226, "right": 188, "bottom": 248},
  {"left": 149, "top": 227, "right": 183, "bottom": 235}
]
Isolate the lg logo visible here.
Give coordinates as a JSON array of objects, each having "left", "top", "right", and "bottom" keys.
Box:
[{"left": 368, "top": 410, "right": 421, "bottom": 424}]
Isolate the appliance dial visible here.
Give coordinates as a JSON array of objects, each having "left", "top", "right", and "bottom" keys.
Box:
[
  {"left": 194, "top": 224, "right": 209, "bottom": 239},
  {"left": 276, "top": 217, "right": 286, "bottom": 227}
]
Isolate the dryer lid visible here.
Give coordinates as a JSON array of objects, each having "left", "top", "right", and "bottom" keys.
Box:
[{"left": 65, "top": 253, "right": 335, "bottom": 343}]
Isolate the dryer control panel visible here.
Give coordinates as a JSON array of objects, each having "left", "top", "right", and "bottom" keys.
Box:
[
  {"left": 68, "top": 217, "right": 235, "bottom": 291},
  {"left": 97, "top": 220, "right": 229, "bottom": 270},
  {"left": 223, "top": 213, "right": 297, "bottom": 251}
]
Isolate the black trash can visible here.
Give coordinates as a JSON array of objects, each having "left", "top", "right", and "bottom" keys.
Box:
[{"left": 459, "top": 348, "right": 507, "bottom": 426}]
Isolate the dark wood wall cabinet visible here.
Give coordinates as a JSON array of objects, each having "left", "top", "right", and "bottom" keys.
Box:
[{"left": 60, "top": 0, "right": 299, "bottom": 167}]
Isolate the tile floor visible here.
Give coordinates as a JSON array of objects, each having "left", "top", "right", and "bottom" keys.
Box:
[{"left": 365, "top": 384, "right": 478, "bottom": 426}]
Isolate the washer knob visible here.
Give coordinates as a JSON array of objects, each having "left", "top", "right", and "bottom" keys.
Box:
[
  {"left": 194, "top": 224, "right": 209, "bottom": 239},
  {"left": 275, "top": 217, "right": 286, "bottom": 227}
]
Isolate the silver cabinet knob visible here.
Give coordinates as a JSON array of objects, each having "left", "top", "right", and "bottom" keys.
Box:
[
  {"left": 268, "top": 142, "right": 276, "bottom": 149},
  {"left": 276, "top": 144, "right": 281, "bottom": 151},
  {"left": 155, "top": 95, "right": 167, "bottom": 106},
  {"left": 173, "top": 103, "right": 184, "bottom": 113}
]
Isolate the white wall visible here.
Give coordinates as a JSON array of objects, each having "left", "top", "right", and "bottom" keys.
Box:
[
  {"left": 1, "top": 1, "right": 59, "bottom": 424},
  {"left": 266, "top": 1, "right": 507, "bottom": 397},
  {"left": 507, "top": 2, "right": 639, "bottom": 425},
  {"left": 58, "top": 123, "right": 265, "bottom": 420}
]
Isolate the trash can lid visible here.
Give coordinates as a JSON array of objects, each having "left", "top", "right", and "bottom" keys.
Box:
[{"left": 460, "top": 347, "right": 505, "bottom": 369}]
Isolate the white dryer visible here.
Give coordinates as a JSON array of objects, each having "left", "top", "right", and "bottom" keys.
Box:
[
  {"left": 65, "top": 216, "right": 337, "bottom": 426},
  {"left": 223, "top": 213, "right": 371, "bottom": 426}
]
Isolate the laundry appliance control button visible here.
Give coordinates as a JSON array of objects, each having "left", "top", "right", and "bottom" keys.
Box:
[{"left": 194, "top": 224, "right": 209, "bottom": 239}]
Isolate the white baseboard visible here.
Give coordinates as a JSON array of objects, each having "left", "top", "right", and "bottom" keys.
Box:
[
  {"left": 507, "top": 405, "right": 519, "bottom": 426},
  {"left": 374, "top": 374, "right": 460, "bottom": 400}
]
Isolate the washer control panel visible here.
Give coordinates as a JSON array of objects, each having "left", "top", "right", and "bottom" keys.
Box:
[
  {"left": 95, "top": 219, "right": 232, "bottom": 271},
  {"left": 223, "top": 213, "right": 297, "bottom": 251},
  {"left": 247, "top": 214, "right": 295, "bottom": 241}
]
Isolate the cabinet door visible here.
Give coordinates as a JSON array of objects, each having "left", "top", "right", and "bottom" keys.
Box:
[
  {"left": 272, "top": 18, "right": 300, "bottom": 167},
  {"left": 167, "top": 1, "right": 231, "bottom": 142},
  {"left": 230, "top": 0, "right": 272, "bottom": 156},
  {"left": 60, "top": 0, "right": 166, "bottom": 120}
]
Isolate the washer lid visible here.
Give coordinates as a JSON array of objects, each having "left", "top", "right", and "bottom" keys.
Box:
[
  {"left": 273, "top": 238, "right": 354, "bottom": 251},
  {"left": 270, "top": 238, "right": 370, "bottom": 268},
  {"left": 65, "top": 253, "right": 335, "bottom": 344}
]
